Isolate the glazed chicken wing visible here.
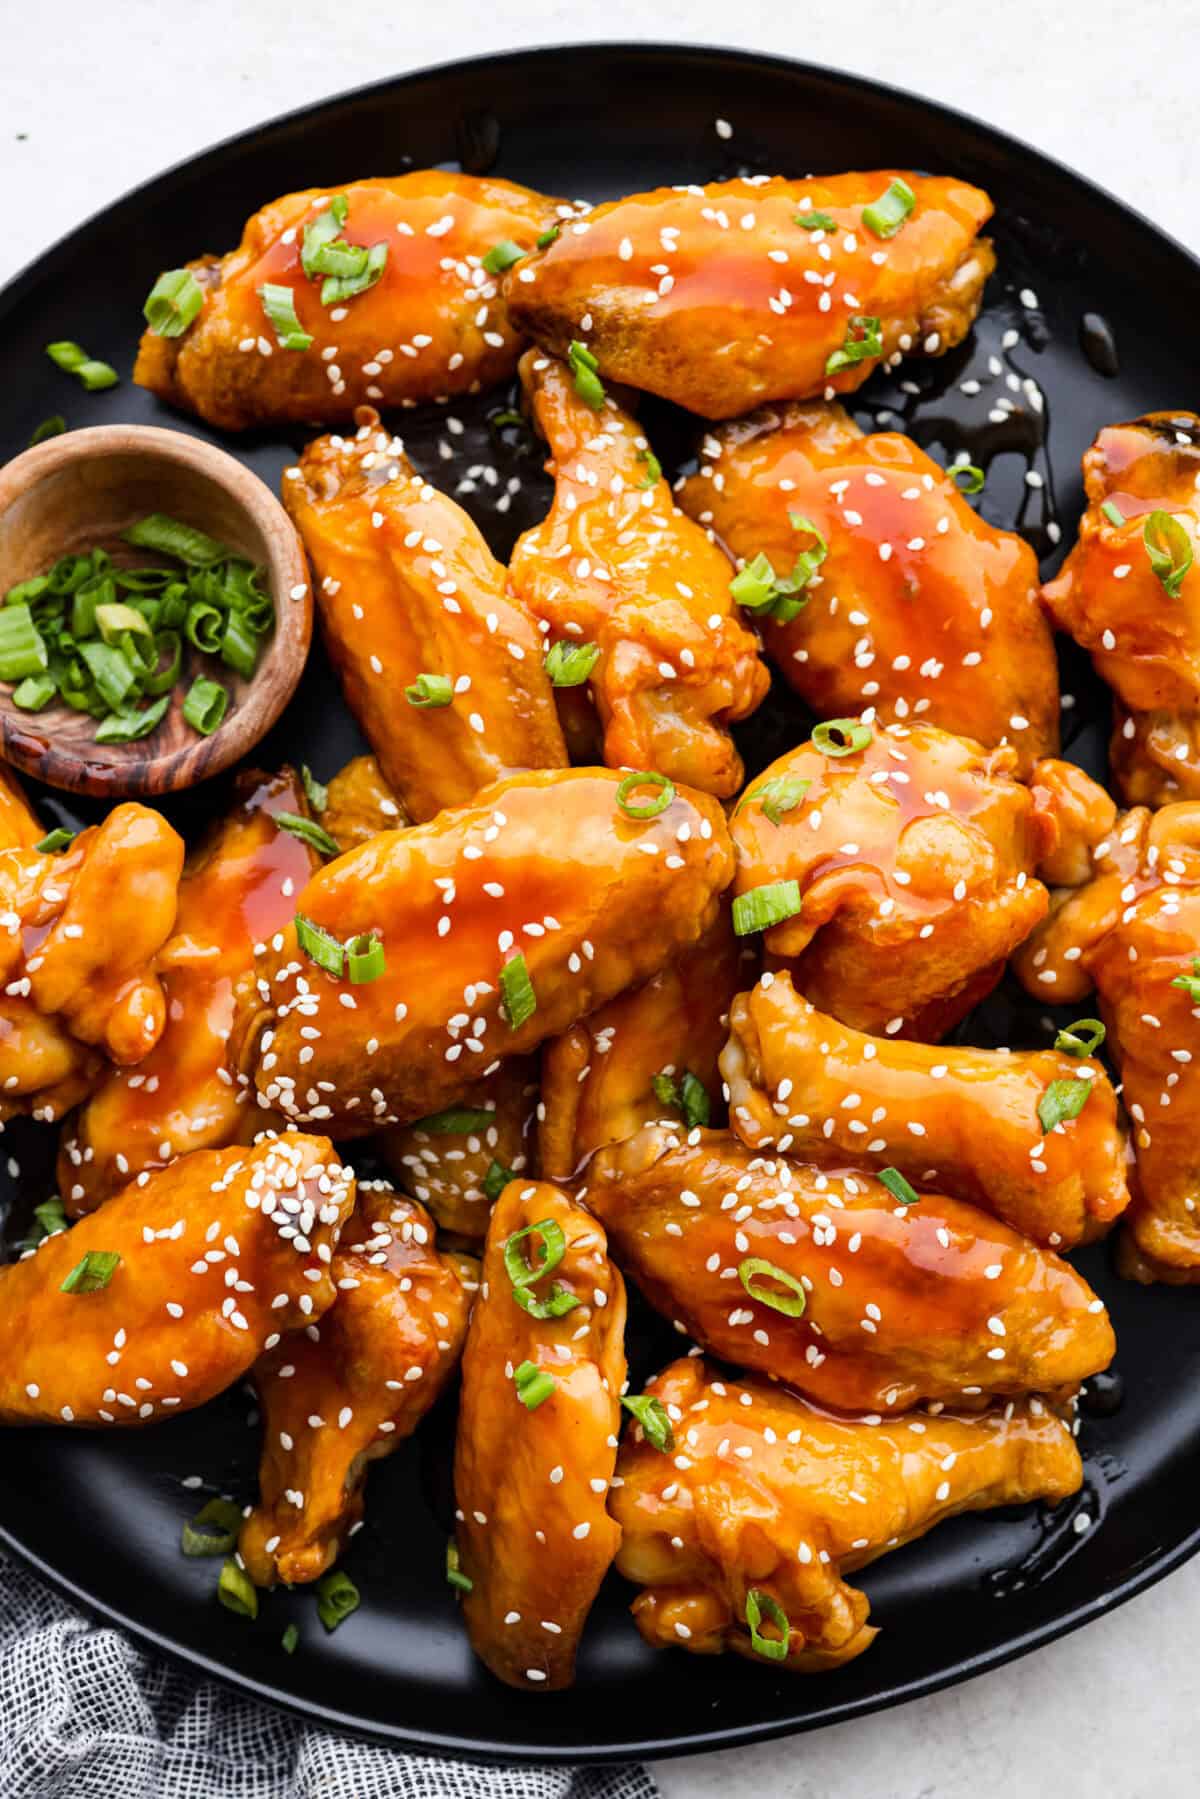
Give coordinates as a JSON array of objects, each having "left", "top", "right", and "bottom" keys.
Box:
[
  {"left": 135, "top": 173, "right": 564, "bottom": 431},
  {"left": 729, "top": 721, "right": 1051, "bottom": 1039},
  {"left": 321, "top": 754, "right": 409, "bottom": 849},
  {"left": 721, "top": 971, "right": 1130, "bottom": 1248},
  {"left": 283, "top": 409, "right": 566, "bottom": 820},
  {"left": 57, "top": 771, "right": 316, "bottom": 1214},
  {"left": 380, "top": 1059, "right": 539, "bottom": 1239},
  {"left": 0, "top": 1135, "right": 355, "bottom": 1427},
  {"left": 504, "top": 173, "right": 994, "bottom": 419},
  {"left": 612, "top": 1358, "right": 1082, "bottom": 1672},
  {"left": 240, "top": 1185, "right": 473, "bottom": 1586},
  {"left": 234, "top": 767, "right": 733, "bottom": 1136},
  {"left": 678, "top": 401, "right": 1057, "bottom": 772},
  {"left": 1042, "top": 412, "right": 1200, "bottom": 806},
  {"left": 583, "top": 1126, "right": 1114, "bottom": 1413},
  {"left": 454, "top": 1178, "right": 625, "bottom": 1689},
  {"left": 507, "top": 352, "right": 769, "bottom": 797},
  {"left": 0, "top": 763, "right": 43, "bottom": 850}
]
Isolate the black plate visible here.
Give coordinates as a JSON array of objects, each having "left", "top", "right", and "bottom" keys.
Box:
[{"left": 2, "top": 40, "right": 1199, "bottom": 1766}]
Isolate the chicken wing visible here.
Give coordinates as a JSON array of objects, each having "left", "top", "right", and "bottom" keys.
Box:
[
  {"left": 233, "top": 767, "right": 733, "bottom": 1136},
  {"left": 612, "top": 1358, "right": 1082, "bottom": 1672},
  {"left": 506, "top": 352, "right": 768, "bottom": 796},
  {"left": 380, "top": 1059, "right": 539, "bottom": 1240},
  {"left": 583, "top": 1125, "right": 1114, "bottom": 1413},
  {"left": 678, "top": 401, "right": 1057, "bottom": 772},
  {"left": 721, "top": 970, "right": 1130, "bottom": 1248},
  {"left": 321, "top": 755, "right": 409, "bottom": 849},
  {"left": 135, "top": 173, "right": 564, "bottom": 431},
  {"left": 0, "top": 764, "right": 43, "bottom": 850},
  {"left": 283, "top": 409, "right": 567, "bottom": 820},
  {"left": 728, "top": 721, "right": 1051, "bottom": 1039},
  {"left": 1041, "top": 412, "right": 1200, "bottom": 806},
  {"left": 504, "top": 173, "right": 994, "bottom": 419},
  {"left": 454, "top": 1177, "right": 625, "bottom": 1689},
  {"left": 240, "top": 1185, "right": 473, "bottom": 1586},
  {"left": 56, "top": 771, "right": 316, "bottom": 1215},
  {"left": 0, "top": 1134, "right": 355, "bottom": 1427},
  {"left": 1014, "top": 802, "right": 1200, "bottom": 1280},
  {"left": 539, "top": 907, "right": 750, "bottom": 1181}
]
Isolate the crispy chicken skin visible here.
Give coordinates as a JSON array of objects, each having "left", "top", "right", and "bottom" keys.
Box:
[
  {"left": 1041, "top": 412, "right": 1200, "bottom": 806},
  {"left": 0, "top": 1135, "right": 355, "bottom": 1427},
  {"left": 678, "top": 401, "right": 1057, "bottom": 772},
  {"left": 612, "top": 1359, "right": 1082, "bottom": 1673},
  {"left": 508, "top": 352, "right": 769, "bottom": 797},
  {"left": 504, "top": 174, "right": 994, "bottom": 419},
  {"left": 539, "top": 908, "right": 750, "bottom": 1181},
  {"left": 240, "top": 1185, "right": 474, "bottom": 1587},
  {"left": 729, "top": 722, "right": 1051, "bottom": 1039},
  {"left": 134, "top": 173, "right": 563, "bottom": 431},
  {"left": 1014, "top": 803, "right": 1200, "bottom": 1281},
  {"left": 283, "top": 409, "right": 566, "bottom": 820},
  {"left": 380, "top": 1059, "right": 539, "bottom": 1239},
  {"left": 584, "top": 1126, "right": 1114, "bottom": 1413},
  {"left": 57, "top": 771, "right": 316, "bottom": 1215},
  {"left": 721, "top": 972, "right": 1131, "bottom": 1249},
  {"left": 454, "top": 1178, "right": 626, "bottom": 1690},
  {"left": 321, "top": 754, "right": 409, "bottom": 848},
  {"left": 234, "top": 767, "right": 733, "bottom": 1136},
  {"left": 0, "top": 803, "right": 184, "bottom": 1124}
]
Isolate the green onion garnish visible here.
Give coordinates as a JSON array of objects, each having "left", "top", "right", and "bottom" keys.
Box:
[
  {"left": 315, "top": 1569, "right": 360, "bottom": 1632},
  {"left": 652, "top": 1069, "right": 711, "bottom": 1130},
  {"left": 878, "top": 1166, "right": 920, "bottom": 1206},
  {"left": 503, "top": 1218, "right": 580, "bottom": 1319},
  {"left": 812, "top": 718, "right": 872, "bottom": 757},
  {"left": 732, "top": 880, "right": 802, "bottom": 937},
  {"left": 45, "top": 341, "right": 119, "bottom": 391},
  {"left": 295, "top": 914, "right": 345, "bottom": 977},
  {"left": 1172, "top": 956, "right": 1200, "bottom": 1002},
  {"left": 94, "top": 695, "right": 171, "bottom": 743},
  {"left": 825, "top": 314, "right": 883, "bottom": 376},
  {"left": 482, "top": 239, "right": 526, "bottom": 274},
  {"left": 747, "top": 775, "right": 809, "bottom": 826},
  {"left": 1038, "top": 1075, "right": 1094, "bottom": 1134},
  {"left": 536, "top": 224, "right": 561, "bottom": 249},
  {"left": 621, "top": 1393, "right": 674, "bottom": 1451},
  {"left": 615, "top": 770, "right": 675, "bottom": 820},
  {"left": 274, "top": 812, "right": 340, "bottom": 859},
  {"left": 513, "top": 1359, "right": 556, "bottom": 1409},
  {"left": 217, "top": 1558, "right": 258, "bottom": 1619},
  {"left": 259, "top": 283, "right": 313, "bottom": 352},
  {"left": 320, "top": 243, "right": 387, "bottom": 306},
  {"left": 500, "top": 951, "right": 536, "bottom": 1029},
  {"left": 1054, "top": 1018, "right": 1106, "bottom": 1058},
  {"left": 405, "top": 672, "right": 453, "bottom": 708},
  {"left": 483, "top": 1159, "right": 514, "bottom": 1203},
  {"left": 182, "top": 676, "right": 229, "bottom": 736},
  {"left": 953, "top": 464, "right": 986, "bottom": 495},
  {"left": 13, "top": 673, "right": 58, "bottom": 710},
  {"left": 181, "top": 1497, "right": 243, "bottom": 1558},
  {"left": 143, "top": 268, "right": 204, "bottom": 338},
  {"left": 32, "top": 1196, "right": 69, "bottom": 1240},
  {"left": 862, "top": 177, "right": 916, "bottom": 239},
  {"left": 299, "top": 196, "right": 389, "bottom": 305},
  {"left": 567, "top": 339, "right": 606, "bottom": 410},
  {"left": 413, "top": 1105, "right": 498, "bottom": 1134},
  {"left": 745, "top": 1588, "right": 790, "bottom": 1661},
  {"left": 0, "top": 603, "right": 48, "bottom": 680},
  {"left": 123, "top": 514, "right": 227, "bottom": 565},
  {"left": 446, "top": 1539, "right": 473, "bottom": 1593},
  {"left": 544, "top": 641, "right": 600, "bottom": 686},
  {"left": 738, "top": 1256, "right": 807, "bottom": 1317},
  {"left": 281, "top": 1624, "right": 299, "bottom": 1655},
  {"left": 301, "top": 765, "right": 328, "bottom": 812},
  {"left": 346, "top": 931, "right": 386, "bottom": 984},
  {"left": 29, "top": 416, "right": 66, "bottom": 446},
  {"left": 1101, "top": 499, "right": 1126, "bottom": 527},
  {"left": 795, "top": 211, "right": 836, "bottom": 231},
  {"left": 636, "top": 449, "right": 662, "bottom": 489},
  {"left": 730, "top": 516, "right": 827, "bottom": 624},
  {"left": 34, "top": 829, "right": 75, "bottom": 854},
  {"left": 1144, "top": 509, "right": 1193, "bottom": 598},
  {"left": 301, "top": 195, "right": 349, "bottom": 275},
  {"left": 60, "top": 1250, "right": 120, "bottom": 1294}
]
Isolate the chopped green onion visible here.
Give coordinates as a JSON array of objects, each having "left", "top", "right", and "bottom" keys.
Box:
[
  {"left": 1101, "top": 499, "right": 1126, "bottom": 527},
  {"left": 652, "top": 1069, "right": 710, "bottom": 1130},
  {"left": 544, "top": 640, "right": 600, "bottom": 686},
  {"left": 34, "top": 829, "right": 75, "bottom": 854},
  {"left": 94, "top": 695, "right": 170, "bottom": 742},
  {"left": 730, "top": 517, "right": 827, "bottom": 625},
  {"left": 745, "top": 1588, "right": 790, "bottom": 1661},
  {"left": 536, "top": 224, "right": 561, "bottom": 249},
  {"left": 825, "top": 314, "right": 883, "bottom": 376},
  {"left": 405, "top": 672, "right": 453, "bottom": 708},
  {"left": 320, "top": 242, "right": 387, "bottom": 306},
  {"left": 621, "top": 1393, "right": 674, "bottom": 1451},
  {"left": 862, "top": 177, "right": 916, "bottom": 239},
  {"left": 346, "top": 931, "right": 386, "bottom": 984},
  {"left": 795, "top": 211, "right": 836, "bottom": 231},
  {"left": 952, "top": 464, "right": 986, "bottom": 495},
  {"left": 738, "top": 1255, "right": 807, "bottom": 1317},
  {"left": 812, "top": 718, "right": 872, "bottom": 757},
  {"left": 281, "top": 1623, "right": 299, "bottom": 1655},
  {"left": 730, "top": 552, "right": 783, "bottom": 613},
  {"left": 221, "top": 609, "right": 259, "bottom": 679},
  {"left": 143, "top": 268, "right": 204, "bottom": 338},
  {"left": 1143, "top": 509, "right": 1193, "bottom": 598},
  {"left": 123, "top": 514, "right": 228, "bottom": 566},
  {"left": 636, "top": 449, "right": 663, "bottom": 489},
  {"left": 732, "top": 880, "right": 803, "bottom": 937},
  {"left": 412, "top": 1105, "right": 498, "bottom": 1134},
  {"left": 0, "top": 603, "right": 48, "bottom": 680},
  {"left": 142, "top": 630, "right": 183, "bottom": 696},
  {"left": 81, "top": 636, "right": 140, "bottom": 714},
  {"left": 1037, "top": 1075, "right": 1094, "bottom": 1134},
  {"left": 482, "top": 239, "right": 526, "bottom": 274},
  {"left": 747, "top": 775, "right": 809, "bottom": 826},
  {"left": 45, "top": 342, "right": 119, "bottom": 390},
  {"left": 29, "top": 415, "right": 66, "bottom": 446},
  {"left": 181, "top": 676, "right": 228, "bottom": 736},
  {"left": 878, "top": 1166, "right": 920, "bottom": 1206},
  {"left": 1171, "top": 956, "right": 1200, "bottom": 1002},
  {"left": 217, "top": 1558, "right": 258, "bottom": 1619},
  {"left": 274, "top": 812, "right": 340, "bottom": 859},
  {"left": 315, "top": 1569, "right": 360, "bottom": 1632},
  {"left": 513, "top": 1359, "right": 556, "bottom": 1409},
  {"left": 295, "top": 914, "right": 345, "bottom": 978},
  {"left": 503, "top": 1218, "right": 579, "bottom": 1319},
  {"left": 185, "top": 598, "right": 224, "bottom": 654},
  {"left": 615, "top": 770, "right": 675, "bottom": 820},
  {"left": 446, "top": 1539, "right": 472, "bottom": 1594},
  {"left": 28, "top": 1196, "right": 69, "bottom": 1245},
  {"left": 60, "top": 1249, "right": 120, "bottom": 1294},
  {"left": 258, "top": 282, "right": 313, "bottom": 352},
  {"left": 301, "top": 765, "right": 328, "bottom": 812},
  {"left": 301, "top": 195, "right": 350, "bottom": 275},
  {"left": 181, "top": 1497, "right": 243, "bottom": 1558},
  {"left": 1054, "top": 1018, "right": 1106, "bottom": 1058},
  {"left": 483, "top": 1159, "right": 513, "bottom": 1203},
  {"left": 500, "top": 951, "right": 536, "bottom": 1029},
  {"left": 567, "top": 339, "right": 606, "bottom": 409}
]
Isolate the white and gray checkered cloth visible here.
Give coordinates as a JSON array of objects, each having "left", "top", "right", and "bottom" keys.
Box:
[{"left": 0, "top": 1553, "right": 657, "bottom": 1799}]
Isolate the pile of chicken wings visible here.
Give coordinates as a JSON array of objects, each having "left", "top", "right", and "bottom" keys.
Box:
[{"left": 4, "top": 161, "right": 1198, "bottom": 1692}]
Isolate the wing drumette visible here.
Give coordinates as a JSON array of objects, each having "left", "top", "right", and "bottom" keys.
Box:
[
  {"left": 507, "top": 352, "right": 768, "bottom": 797},
  {"left": 283, "top": 409, "right": 566, "bottom": 820},
  {"left": 678, "top": 401, "right": 1057, "bottom": 772},
  {"left": 240, "top": 1185, "right": 474, "bottom": 1586},
  {"left": 380, "top": 1059, "right": 539, "bottom": 1239},
  {"left": 612, "top": 1358, "right": 1082, "bottom": 1672},
  {"left": 583, "top": 1125, "right": 1114, "bottom": 1413},
  {"left": 0, "top": 1135, "right": 355, "bottom": 1426},
  {"left": 504, "top": 173, "right": 994, "bottom": 419},
  {"left": 135, "top": 173, "right": 564, "bottom": 431},
  {"left": 721, "top": 970, "right": 1130, "bottom": 1248},
  {"left": 454, "top": 1178, "right": 625, "bottom": 1690}
]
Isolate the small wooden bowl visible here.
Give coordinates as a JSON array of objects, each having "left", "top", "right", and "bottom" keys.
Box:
[{"left": 0, "top": 425, "right": 312, "bottom": 798}]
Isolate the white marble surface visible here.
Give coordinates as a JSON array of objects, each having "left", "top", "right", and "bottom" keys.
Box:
[{"left": 2, "top": 3, "right": 1196, "bottom": 1794}]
